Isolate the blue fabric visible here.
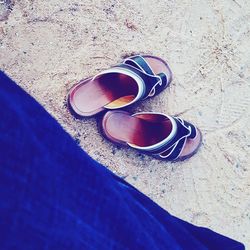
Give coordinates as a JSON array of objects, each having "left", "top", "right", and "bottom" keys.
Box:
[{"left": 0, "top": 71, "right": 244, "bottom": 250}]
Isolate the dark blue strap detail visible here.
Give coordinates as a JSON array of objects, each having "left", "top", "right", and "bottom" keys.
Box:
[
  {"left": 113, "top": 63, "right": 160, "bottom": 98},
  {"left": 162, "top": 137, "right": 186, "bottom": 161},
  {"left": 158, "top": 119, "right": 197, "bottom": 160},
  {"left": 129, "top": 114, "right": 197, "bottom": 160},
  {"left": 138, "top": 117, "right": 191, "bottom": 155},
  {"left": 124, "top": 55, "right": 154, "bottom": 75},
  {"left": 152, "top": 73, "right": 168, "bottom": 95},
  {"left": 122, "top": 56, "right": 168, "bottom": 98},
  {"left": 157, "top": 73, "right": 167, "bottom": 88},
  {"left": 183, "top": 121, "right": 196, "bottom": 139}
]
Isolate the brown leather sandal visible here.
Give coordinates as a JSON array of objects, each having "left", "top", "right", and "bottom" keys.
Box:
[
  {"left": 101, "top": 111, "right": 202, "bottom": 161},
  {"left": 68, "top": 55, "right": 172, "bottom": 117}
]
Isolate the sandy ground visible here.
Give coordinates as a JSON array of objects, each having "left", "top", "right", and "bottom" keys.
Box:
[{"left": 1, "top": 0, "right": 250, "bottom": 248}]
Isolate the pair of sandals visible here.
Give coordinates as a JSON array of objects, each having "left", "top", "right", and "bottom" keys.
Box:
[{"left": 68, "top": 55, "right": 202, "bottom": 162}]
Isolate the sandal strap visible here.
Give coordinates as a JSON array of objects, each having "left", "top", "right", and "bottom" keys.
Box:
[
  {"left": 129, "top": 115, "right": 196, "bottom": 161},
  {"left": 122, "top": 55, "right": 169, "bottom": 98},
  {"left": 112, "top": 63, "right": 161, "bottom": 99},
  {"left": 158, "top": 118, "right": 197, "bottom": 160},
  {"left": 123, "top": 55, "right": 155, "bottom": 75},
  {"left": 147, "top": 117, "right": 191, "bottom": 153}
]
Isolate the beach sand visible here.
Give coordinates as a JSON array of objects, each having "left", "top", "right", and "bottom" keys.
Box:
[{"left": 1, "top": 0, "right": 250, "bottom": 247}]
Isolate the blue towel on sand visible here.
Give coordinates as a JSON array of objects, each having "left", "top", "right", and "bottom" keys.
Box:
[{"left": 0, "top": 71, "right": 245, "bottom": 249}]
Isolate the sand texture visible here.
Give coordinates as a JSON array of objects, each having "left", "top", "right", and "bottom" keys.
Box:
[{"left": 1, "top": 0, "right": 250, "bottom": 247}]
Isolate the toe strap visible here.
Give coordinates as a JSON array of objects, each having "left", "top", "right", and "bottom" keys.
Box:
[
  {"left": 127, "top": 113, "right": 198, "bottom": 161},
  {"left": 176, "top": 118, "right": 197, "bottom": 139},
  {"left": 158, "top": 118, "right": 197, "bottom": 160},
  {"left": 159, "top": 136, "right": 187, "bottom": 160},
  {"left": 123, "top": 55, "right": 169, "bottom": 98},
  {"left": 124, "top": 55, "right": 155, "bottom": 75}
]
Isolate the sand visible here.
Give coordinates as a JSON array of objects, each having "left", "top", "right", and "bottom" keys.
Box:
[{"left": 1, "top": 0, "right": 250, "bottom": 247}]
